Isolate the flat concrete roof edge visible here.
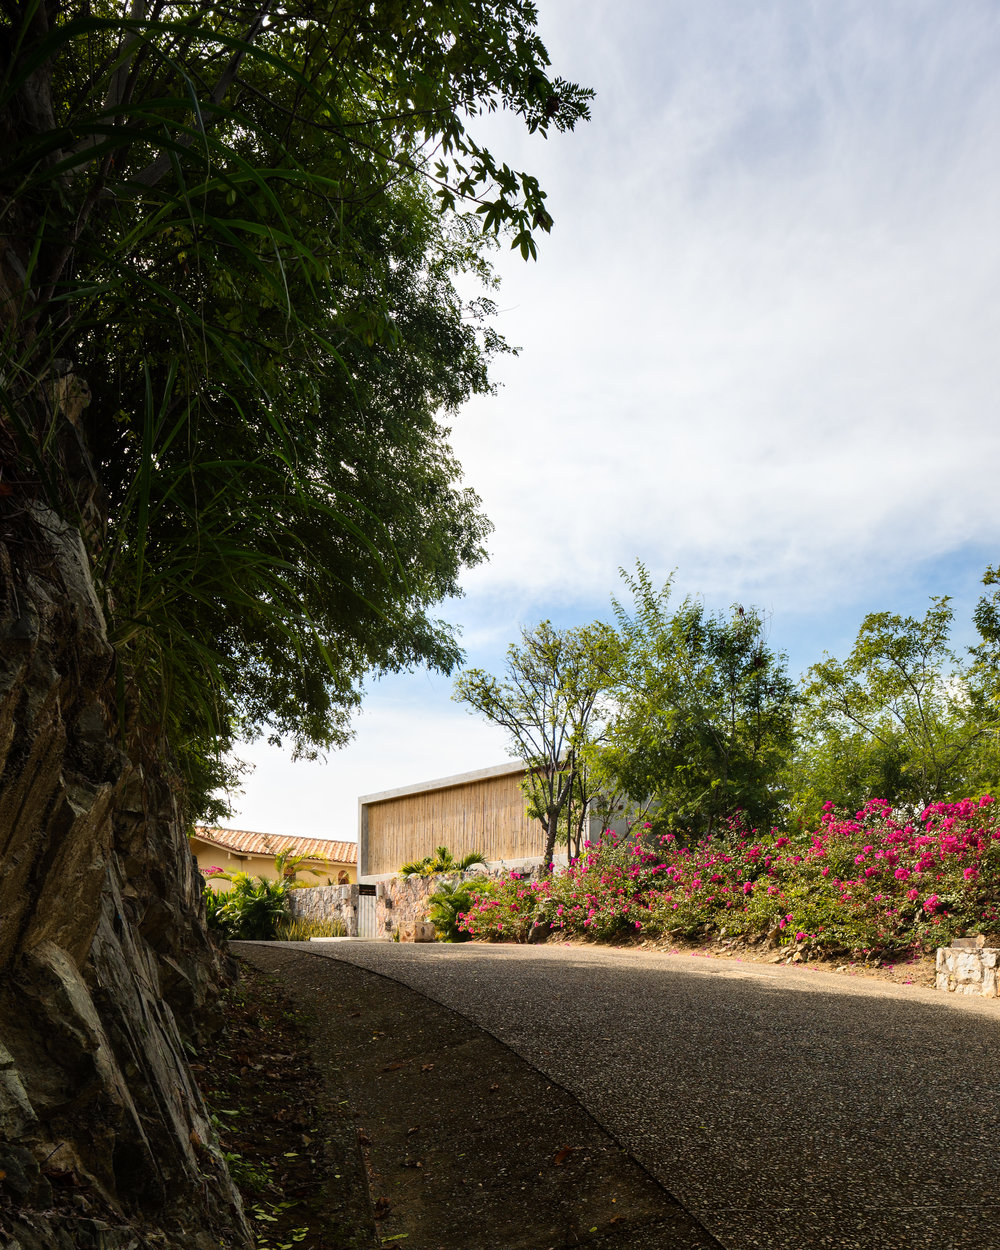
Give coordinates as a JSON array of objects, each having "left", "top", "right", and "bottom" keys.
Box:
[{"left": 359, "top": 759, "right": 526, "bottom": 805}]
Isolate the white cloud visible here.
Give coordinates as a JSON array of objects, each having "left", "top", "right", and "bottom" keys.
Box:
[
  {"left": 450, "top": 0, "right": 1000, "bottom": 610},
  {"left": 229, "top": 1, "right": 1000, "bottom": 844}
]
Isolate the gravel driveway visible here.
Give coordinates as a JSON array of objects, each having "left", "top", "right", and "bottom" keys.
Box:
[{"left": 292, "top": 940, "right": 1000, "bottom": 1250}]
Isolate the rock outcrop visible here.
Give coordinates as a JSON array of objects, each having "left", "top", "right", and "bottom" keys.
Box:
[{"left": 0, "top": 497, "right": 251, "bottom": 1248}]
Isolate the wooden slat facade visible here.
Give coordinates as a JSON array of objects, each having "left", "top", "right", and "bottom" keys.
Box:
[{"left": 362, "top": 765, "right": 543, "bottom": 877}]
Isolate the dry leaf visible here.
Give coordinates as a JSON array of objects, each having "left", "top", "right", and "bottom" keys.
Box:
[
  {"left": 420, "top": 1063, "right": 434, "bottom": 1072},
  {"left": 552, "top": 1146, "right": 578, "bottom": 1166}
]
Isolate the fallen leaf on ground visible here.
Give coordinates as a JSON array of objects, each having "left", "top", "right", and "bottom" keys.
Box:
[{"left": 553, "top": 1146, "right": 579, "bottom": 1166}]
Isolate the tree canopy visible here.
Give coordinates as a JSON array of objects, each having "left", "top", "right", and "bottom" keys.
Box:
[
  {"left": 455, "top": 568, "right": 797, "bottom": 853},
  {"left": 1, "top": 0, "right": 593, "bottom": 814},
  {"left": 591, "top": 565, "right": 797, "bottom": 841},
  {"left": 791, "top": 596, "right": 1000, "bottom": 824},
  {"left": 454, "top": 619, "right": 614, "bottom": 868}
]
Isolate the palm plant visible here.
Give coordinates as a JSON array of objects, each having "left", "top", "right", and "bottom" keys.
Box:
[
  {"left": 398, "top": 846, "right": 487, "bottom": 877},
  {"left": 209, "top": 873, "right": 290, "bottom": 941},
  {"left": 203, "top": 852, "right": 322, "bottom": 938},
  {"left": 427, "top": 880, "right": 483, "bottom": 942},
  {"left": 273, "top": 849, "right": 326, "bottom": 886}
]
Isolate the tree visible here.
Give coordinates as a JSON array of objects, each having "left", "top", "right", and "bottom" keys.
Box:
[
  {"left": 0, "top": 3, "right": 593, "bottom": 1237},
  {"left": 454, "top": 620, "right": 614, "bottom": 869},
  {"left": 2, "top": 0, "right": 594, "bottom": 812},
  {"left": 794, "top": 596, "right": 1000, "bottom": 822},
  {"left": 593, "top": 565, "right": 796, "bottom": 840}
]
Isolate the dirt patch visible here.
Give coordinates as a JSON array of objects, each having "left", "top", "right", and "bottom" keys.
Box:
[
  {"left": 192, "top": 961, "right": 377, "bottom": 1249},
  {"left": 237, "top": 943, "right": 721, "bottom": 1250},
  {"left": 543, "top": 930, "right": 939, "bottom": 989}
]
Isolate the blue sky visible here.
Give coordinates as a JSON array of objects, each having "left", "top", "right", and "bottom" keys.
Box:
[{"left": 227, "top": 0, "right": 1000, "bottom": 842}]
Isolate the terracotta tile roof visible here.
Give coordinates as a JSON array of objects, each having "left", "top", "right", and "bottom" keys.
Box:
[{"left": 192, "top": 826, "right": 356, "bottom": 865}]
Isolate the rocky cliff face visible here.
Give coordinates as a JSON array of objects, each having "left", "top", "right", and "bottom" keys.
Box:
[{"left": 0, "top": 493, "right": 251, "bottom": 1248}]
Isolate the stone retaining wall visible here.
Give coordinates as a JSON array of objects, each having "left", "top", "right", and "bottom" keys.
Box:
[
  {"left": 936, "top": 939, "right": 1000, "bottom": 997},
  {"left": 288, "top": 883, "right": 358, "bottom": 932},
  {"left": 289, "top": 866, "right": 542, "bottom": 941}
]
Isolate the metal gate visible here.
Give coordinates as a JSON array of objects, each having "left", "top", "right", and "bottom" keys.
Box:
[{"left": 357, "top": 884, "right": 377, "bottom": 938}]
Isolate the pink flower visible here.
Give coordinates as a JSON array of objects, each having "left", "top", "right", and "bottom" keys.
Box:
[
  {"left": 924, "top": 894, "right": 940, "bottom": 913},
  {"left": 907, "top": 889, "right": 919, "bottom": 901},
  {"left": 894, "top": 868, "right": 910, "bottom": 881}
]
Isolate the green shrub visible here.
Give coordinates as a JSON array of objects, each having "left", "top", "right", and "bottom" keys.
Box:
[
  {"left": 427, "top": 878, "right": 489, "bottom": 941},
  {"left": 204, "top": 885, "right": 229, "bottom": 933},
  {"left": 399, "top": 846, "right": 487, "bottom": 877},
  {"left": 209, "top": 873, "right": 290, "bottom": 941}
]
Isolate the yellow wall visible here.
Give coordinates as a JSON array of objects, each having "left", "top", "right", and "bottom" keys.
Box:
[{"left": 190, "top": 839, "right": 355, "bottom": 891}]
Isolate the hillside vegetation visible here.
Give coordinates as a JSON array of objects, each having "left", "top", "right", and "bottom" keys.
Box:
[{"left": 459, "top": 796, "right": 1000, "bottom": 959}]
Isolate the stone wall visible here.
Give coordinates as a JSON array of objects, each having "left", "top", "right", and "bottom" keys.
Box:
[
  {"left": 0, "top": 498, "right": 250, "bottom": 1249},
  {"left": 290, "top": 866, "right": 543, "bottom": 941},
  {"left": 288, "top": 884, "right": 358, "bottom": 933},
  {"left": 936, "top": 939, "right": 1000, "bottom": 997}
]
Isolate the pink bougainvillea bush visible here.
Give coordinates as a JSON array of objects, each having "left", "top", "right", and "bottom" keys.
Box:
[{"left": 457, "top": 796, "right": 1000, "bottom": 957}]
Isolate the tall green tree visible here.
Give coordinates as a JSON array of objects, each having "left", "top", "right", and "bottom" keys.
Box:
[
  {"left": 793, "top": 596, "right": 1000, "bottom": 823},
  {"left": 454, "top": 620, "right": 614, "bottom": 869},
  {"left": 593, "top": 565, "right": 796, "bottom": 840},
  {"left": 1, "top": 0, "right": 594, "bottom": 812},
  {"left": 0, "top": 4, "right": 593, "bottom": 1234}
]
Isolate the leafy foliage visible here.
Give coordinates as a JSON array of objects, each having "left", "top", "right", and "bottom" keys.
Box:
[
  {"left": 460, "top": 796, "right": 1000, "bottom": 958},
  {"left": 793, "top": 597, "right": 1000, "bottom": 825},
  {"left": 427, "top": 878, "right": 486, "bottom": 942},
  {"left": 399, "top": 846, "right": 487, "bottom": 877},
  {"left": 207, "top": 873, "right": 291, "bottom": 941},
  {"left": 454, "top": 620, "right": 615, "bottom": 867},
  {"left": 1, "top": 0, "right": 593, "bottom": 817},
  {"left": 591, "top": 565, "right": 797, "bottom": 841}
]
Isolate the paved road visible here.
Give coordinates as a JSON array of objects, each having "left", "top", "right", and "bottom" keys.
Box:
[{"left": 289, "top": 941, "right": 1000, "bottom": 1249}]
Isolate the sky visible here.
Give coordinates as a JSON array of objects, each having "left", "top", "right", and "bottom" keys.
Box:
[{"left": 226, "top": 0, "right": 1000, "bottom": 844}]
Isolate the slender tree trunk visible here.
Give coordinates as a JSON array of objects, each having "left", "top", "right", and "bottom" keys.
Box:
[{"left": 543, "top": 809, "right": 559, "bottom": 873}]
